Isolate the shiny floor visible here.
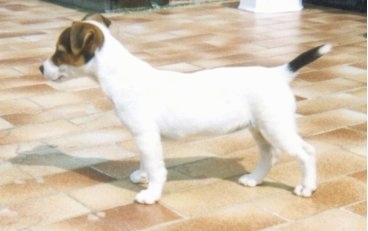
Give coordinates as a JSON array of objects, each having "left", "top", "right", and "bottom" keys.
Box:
[{"left": 0, "top": 0, "right": 366, "bottom": 230}]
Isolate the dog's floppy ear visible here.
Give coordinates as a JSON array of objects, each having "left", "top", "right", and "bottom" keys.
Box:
[
  {"left": 70, "top": 21, "right": 104, "bottom": 61},
  {"left": 82, "top": 13, "right": 111, "bottom": 28}
]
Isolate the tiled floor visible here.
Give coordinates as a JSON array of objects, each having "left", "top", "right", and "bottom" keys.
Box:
[{"left": 0, "top": 0, "right": 366, "bottom": 230}]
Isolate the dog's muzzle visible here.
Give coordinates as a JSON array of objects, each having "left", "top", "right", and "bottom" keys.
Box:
[{"left": 39, "top": 59, "right": 64, "bottom": 81}]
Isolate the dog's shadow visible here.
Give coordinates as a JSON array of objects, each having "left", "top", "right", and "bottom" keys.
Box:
[{"left": 10, "top": 145, "right": 292, "bottom": 193}]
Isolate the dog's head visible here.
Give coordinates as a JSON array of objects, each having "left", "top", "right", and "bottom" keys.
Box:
[{"left": 39, "top": 13, "right": 111, "bottom": 81}]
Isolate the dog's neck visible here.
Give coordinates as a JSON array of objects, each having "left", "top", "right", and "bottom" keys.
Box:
[{"left": 85, "top": 21, "right": 155, "bottom": 97}]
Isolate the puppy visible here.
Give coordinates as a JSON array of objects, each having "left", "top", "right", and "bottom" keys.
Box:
[{"left": 40, "top": 13, "right": 331, "bottom": 204}]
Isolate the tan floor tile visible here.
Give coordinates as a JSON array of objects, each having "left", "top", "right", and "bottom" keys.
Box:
[
  {"left": 29, "top": 92, "right": 87, "bottom": 109},
  {"left": 69, "top": 181, "right": 140, "bottom": 211},
  {"left": 163, "top": 169, "right": 220, "bottom": 195},
  {"left": 16, "top": 164, "right": 69, "bottom": 179},
  {"left": 0, "top": 179, "right": 56, "bottom": 204},
  {"left": 11, "top": 144, "right": 107, "bottom": 177},
  {"left": 92, "top": 158, "right": 140, "bottom": 181},
  {"left": 173, "top": 147, "right": 258, "bottom": 180},
  {"left": 0, "top": 75, "right": 45, "bottom": 89},
  {"left": 304, "top": 138, "right": 343, "bottom": 154},
  {"left": 350, "top": 170, "right": 367, "bottom": 183},
  {"left": 72, "top": 88, "right": 112, "bottom": 107},
  {"left": 290, "top": 79, "right": 314, "bottom": 91},
  {"left": 0, "top": 162, "right": 32, "bottom": 186},
  {"left": 351, "top": 104, "right": 367, "bottom": 114},
  {"left": 0, "top": 84, "right": 55, "bottom": 101},
  {"left": 293, "top": 77, "right": 364, "bottom": 99},
  {"left": 348, "top": 87, "right": 367, "bottom": 98},
  {"left": 312, "top": 177, "right": 366, "bottom": 209},
  {"left": 297, "top": 109, "right": 366, "bottom": 136},
  {"left": 0, "top": 141, "right": 45, "bottom": 161},
  {"left": 188, "top": 129, "right": 255, "bottom": 155},
  {"left": 164, "top": 145, "right": 214, "bottom": 167},
  {"left": 122, "top": 139, "right": 217, "bottom": 167},
  {"left": 346, "top": 201, "right": 367, "bottom": 217},
  {"left": 12, "top": 61, "right": 45, "bottom": 76},
  {"left": 83, "top": 96, "right": 113, "bottom": 111},
  {"left": 0, "top": 98, "right": 42, "bottom": 116},
  {"left": 100, "top": 203, "right": 181, "bottom": 230},
  {"left": 68, "top": 143, "right": 135, "bottom": 160},
  {"left": 0, "top": 117, "right": 12, "bottom": 130},
  {"left": 35, "top": 214, "right": 121, "bottom": 231},
  {"left": 118, "top": 139, "right": 141, "bottom": 153},
  {"left": 0, "top": 67, "right": 23, "bottom": 78},
  {"left": 314, "top": 64, "right": 367, "bottom": 81},
  {"left": 266, "top": 209, "right": 366, "bottom": 231},
  {"left": 1, "top": 31, "right": 44, "bottom": 41},
  {"left": 297, "top": 93, "right": 365, "bottom": 115},
  {"left": 352, "top": 61, "right": 367, "bottom": 69},
  {"left": 309, "top": 128, "right": 366, "bottom": 155},
  {"left": 152, "top": 203, "right": 285, "bottom": 231},
  {"left": 45, "top": 127, "right": 131, "bottom": 150},
  {"left": 158, "top": 62, "right": 203, "bottom": 73},
  {"left": 316, "top": 151, "right": 366, "bottom": 183},
  {"left": 46, "top": 77, "right": 100, "bottom": 92},
  {"left": 43, "top": 167, "right": 115, "bottom": 192},
  {"left": 307, "top": 51, "right": 364, "bottom": 68},
  {"left": 0, "top": 193, "right": 89, "bottom": 230},
  {"left": 161, "top": 179, "right": 284, "bottom": 217},
  {"left": 190, "top": 52, "right": 258, "bottom": 69},
  {"left": 338, "top": 69, "right": 367, "bottom": 84},
  {"left": 269, "top": 148, "right": 366, "bottom": 186},
  {"left": 38, "top": 203, "right": 180, "bottom": 231},
  {"left": 297, "top": 69, "right": 340, "bottom": 82},
  {"left": 0, "top": 120, "right": 80, "bottom": 145},
  {"left": 0, "top": 140, "right": 15, "bottom": 155},
  {"left": 69, "top": 111, "right": 120, "bottom": 129},
  {"left": 2, "top": 103, "right": 100, "bottom": 126},
  {"left": 252, "top": 191, "right": 328, "bottom": 220}
]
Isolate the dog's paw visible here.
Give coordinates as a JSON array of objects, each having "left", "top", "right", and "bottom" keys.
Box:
[
  {"left": 130, "top": 170, "right": 148, "bottom": 184},
  {"left": 238, "top": 174, "right": 261, "bottom": 187},
  {"left": 294, "top": 185, "right": 316, "bottom": 197},
  {"left": 135, "top": 189, "right": 160, "bottom": 204}
]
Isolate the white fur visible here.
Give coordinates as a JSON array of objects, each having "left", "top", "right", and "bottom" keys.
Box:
[
  {"left": 42, "top": 21, "right": 317, "bottom": 204},
  {"left": 319, "top": 43, "right": 332, "bottom": 54}
]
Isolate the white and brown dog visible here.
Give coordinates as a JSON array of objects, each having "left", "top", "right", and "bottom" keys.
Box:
[{"left": 40, "top": 14, "right": 331, "bottom": 204}]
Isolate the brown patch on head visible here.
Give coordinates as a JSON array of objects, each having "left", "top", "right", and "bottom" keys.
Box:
[
  {"left": 51, "top": 22, "right": 104, "bottom": 67},
  {"left": 82, "top": 13, "right": 111, "bottom": 27}
]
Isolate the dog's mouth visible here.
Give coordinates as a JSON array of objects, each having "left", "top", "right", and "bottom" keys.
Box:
[
  {"left": 53, "top": 74, "right": 67, "bottom": 82},
  {"left": 41, "top": 67, "right": 71, "bottom": 83},
  {"left": 43, "top": 73, "right": 67, "bottom": 82},
  {"left": 39, "top": 61, "right": 65, "bottom": 82}
]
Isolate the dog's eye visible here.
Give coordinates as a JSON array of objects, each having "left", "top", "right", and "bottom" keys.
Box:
[{"left": 52, "top": 50, "right": 67, "bottom": 65}]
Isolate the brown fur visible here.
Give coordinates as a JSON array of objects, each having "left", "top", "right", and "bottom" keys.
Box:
[
  {"left": 82, "top": 13, "right": 111, "bottom": 27},
  {"left": 51, "top": 22, "right": 104, "bottom": 66}
]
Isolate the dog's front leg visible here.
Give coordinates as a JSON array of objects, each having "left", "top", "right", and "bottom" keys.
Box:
[{"left": 132, "top": 131, "right": 167, "bottom": 204}]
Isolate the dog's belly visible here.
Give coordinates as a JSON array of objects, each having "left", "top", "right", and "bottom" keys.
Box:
[{"left": 156, "top": 97, "right": 251, "bottom": 139}]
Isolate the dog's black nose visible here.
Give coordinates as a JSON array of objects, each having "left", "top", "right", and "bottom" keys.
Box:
[{"left": 39, "top": 65, "right": 44, "bottom": 74}]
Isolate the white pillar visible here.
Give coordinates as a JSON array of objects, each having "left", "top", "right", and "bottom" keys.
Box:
[{"left": 238, "top": 0, "right": 303, "bottom": 13}]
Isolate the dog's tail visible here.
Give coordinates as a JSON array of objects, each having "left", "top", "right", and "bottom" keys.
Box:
[
  {"left": 282, "top": 44, "right": 332, "bottom": 82},
  {"left": 287, "top": 44, "right": 332, "bottom": 73}
]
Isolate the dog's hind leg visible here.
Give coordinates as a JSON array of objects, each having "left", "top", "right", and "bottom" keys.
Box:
[
  {"left": 260, "top": 125, "right": 317, "bottom": 197},
  {"left": 239, "top": 128, "right": 275, "bottom": 187},
  {"left": 132, "top": 131, "right": 168, "bottom": 204},
  {"left": 293, "top": 140, "right": 317, "bottom": 197}
]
